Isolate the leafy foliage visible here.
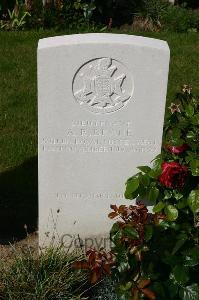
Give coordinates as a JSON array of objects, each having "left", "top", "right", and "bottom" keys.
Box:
[
  {"left": 138, "top": 0, "right": 170, "bottom": 27},
  {"left": 114, "top": 86, "right": 199, "bottom": 299},
  {"left": 75, "top": 85, "right": 199, "bottom": 299},
  {"left": 136, "top": 1, "right": 199, "bottom": 33},
  {"left": 73, "top": 248, "right": 115, "bottom": 284},
  {"left": 0, "top": 0, "right": 97, "bottom": 31},
  {"left": 161, "top": 5, "right": 199, "bottom": 32},
  {"left": 0, "top": 0, "right": 198, "bottom": 31},
  {"left": 0, "top": 0, "right": 30, "bottom": 30}
]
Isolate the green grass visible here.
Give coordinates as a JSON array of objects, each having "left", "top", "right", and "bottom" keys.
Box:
[
  {"left": 0, "top": 246, "right": 88, "bottom": 300},
  {"left": 0, "top": 30, "right": 198, "bottom": 171}
]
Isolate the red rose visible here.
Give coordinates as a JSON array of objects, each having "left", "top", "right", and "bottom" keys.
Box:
[
  {"left": 166, "top": 143, "right": 188, "bottom": 155},
  {"left": 159, "top": 162, "right": 188, "bottom": 189}
]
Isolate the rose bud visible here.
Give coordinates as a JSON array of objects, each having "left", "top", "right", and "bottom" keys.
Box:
[{"left": 166, "top": 143, "right": 188, "bottom": 155}]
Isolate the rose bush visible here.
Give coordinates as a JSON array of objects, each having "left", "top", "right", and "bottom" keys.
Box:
[{"left": 74, "top": 85, "right": 199, "bottom": 300}]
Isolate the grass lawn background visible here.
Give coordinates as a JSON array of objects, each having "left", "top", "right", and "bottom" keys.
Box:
[{"left": 0, "top": 30, "right": 198, "bottom": 171}]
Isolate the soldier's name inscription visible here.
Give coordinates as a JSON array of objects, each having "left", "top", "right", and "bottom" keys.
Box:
[{"left": 41, "top": 119, "right": 157, "bottom": 153}]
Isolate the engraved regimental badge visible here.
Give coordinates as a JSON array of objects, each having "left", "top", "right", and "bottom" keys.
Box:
[{"left": 72, "top": 57, "right": 134, "bottom": 114}]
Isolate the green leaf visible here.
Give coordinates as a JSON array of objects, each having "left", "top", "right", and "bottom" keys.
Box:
[
  {"left": 119, "top": 282, "right": 132, "bottom": 291},
  {"left": 170, "top": 137, "right": 185, "bottom": 146},
  {"left": 117, "top": 290, "right": 132, "bottom": 300},
  {"left": 118, "top": 260, "right": 129, "bottom": 274},
  {"left": 171, "top": 265, "right": 189, "bottom": 286},
  {"left": 179, "top": 284, "right": 199, "bottom": 300},
  {"left": 177, "top": 198, "right": 188, "bottom": 209},
  {"left": 139, "top": 174, "right": 150, "bottom": 187},
  {"left": 125, "top": 177, "right": 139, "bottom": 199},
  {"left": 138, "top": 186, "right": 147, "bottom": 198},
  {"left": 128, "top": 255, "right": 138, "bottom": 269},
  {"left": 152, "top": 282, "right": 167, "bottom": 299},
  {"left": 110, "top": 223, "right": 122, "bottom": 245},
  {"left": 172, "top": 128, "right": 182, "bottom": 138},
  {"left": 169, "top": 222, "right": 180, "bottom": 231},
  {"left": 190, "top": 160, "right": 199, "bottom": 176},
  {"left": 190, "top": 159, "right": 199, "bottom": 168},
  {"left": 172, "top": 234, "right": 188, "bottom": 255},
  {"left": 111, "top": 230, "right": 123, "bottom": 245},
  {"left": 153, "top": 201, "right": 165, "bottom": 213},
  {"left": 173, "top": 190, "right": 184, "bottom": 200},
  {"left": 188, "top": 190, "right": 199, "bottom": 213},
  {"left": 148, "top": 168, "right": 161, "bottom": 178},
  {"left": 152, "top": 154, "right": 163, "bottom": 169},
  {"left": 137, "top": 166, "right": 151, "bottom": 173},
  {"left": 183, "top": 247, "right": 199, "bottom": 267},
  {"left": 110, "top": 222, "right": 120, "bottom": 236},
  {"left": 148, "top": 187, "right": 159, "bottom": 202},
  {"left": 191, "top": 113, "right": 199, "bottom": 125},
  {"left": 185, "top": 104, "right": 194, "bottom": 117},
  {"left": 144, "top": 224, "right": 153, "bottom": 241},
  {"left": 165, "top": 205, "right": 179, "bottom": 221},
  {"left": 166, "top": 280, "right": 179, "bottom": 298},
  {"left": 172, "top": 241, "right": 185, "bottom": 255},
  {"left": 158, "top": 220, "right": 171, "bottom": 229},
  {"left": 123, "top": 226, "right": 139, "bottom": 239},
  {"left": 164, "top": 254, "right": 182, "bottom": 267},
  {"left": 186, "top": 131, "right": 195, "bottom": 140},
  {"left": 164, "top": 190, "right": 173, "bottom": 200},
  {"left": 124, "top": 189, "right": 139, "bottom": 200}
]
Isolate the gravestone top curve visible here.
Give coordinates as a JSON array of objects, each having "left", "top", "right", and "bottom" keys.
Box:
[{"left": 38, "top": 33, "right": 169, "bottom": 52}]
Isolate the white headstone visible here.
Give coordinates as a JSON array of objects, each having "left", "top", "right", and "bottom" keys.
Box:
[{"left": 38, "top": 33, "right": 170, "bottom": 250}]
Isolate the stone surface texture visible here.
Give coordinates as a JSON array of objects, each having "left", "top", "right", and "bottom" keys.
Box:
[{"left": 38, "top": 33, "right": 170, "bottom": 249}]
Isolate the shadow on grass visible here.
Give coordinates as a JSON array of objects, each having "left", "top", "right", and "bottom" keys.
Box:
[{"left": 0, "top": 156, "right": 38, "bottom": 244}]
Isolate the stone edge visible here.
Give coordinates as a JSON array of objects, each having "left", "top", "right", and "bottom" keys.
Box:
[{"left": 38, "top": 33, "right": 170, "bottom": 53}]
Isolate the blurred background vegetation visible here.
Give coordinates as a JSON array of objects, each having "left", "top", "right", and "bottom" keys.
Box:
[{"left": 0, "top": 0, "right": 198, "bottom": 32}]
